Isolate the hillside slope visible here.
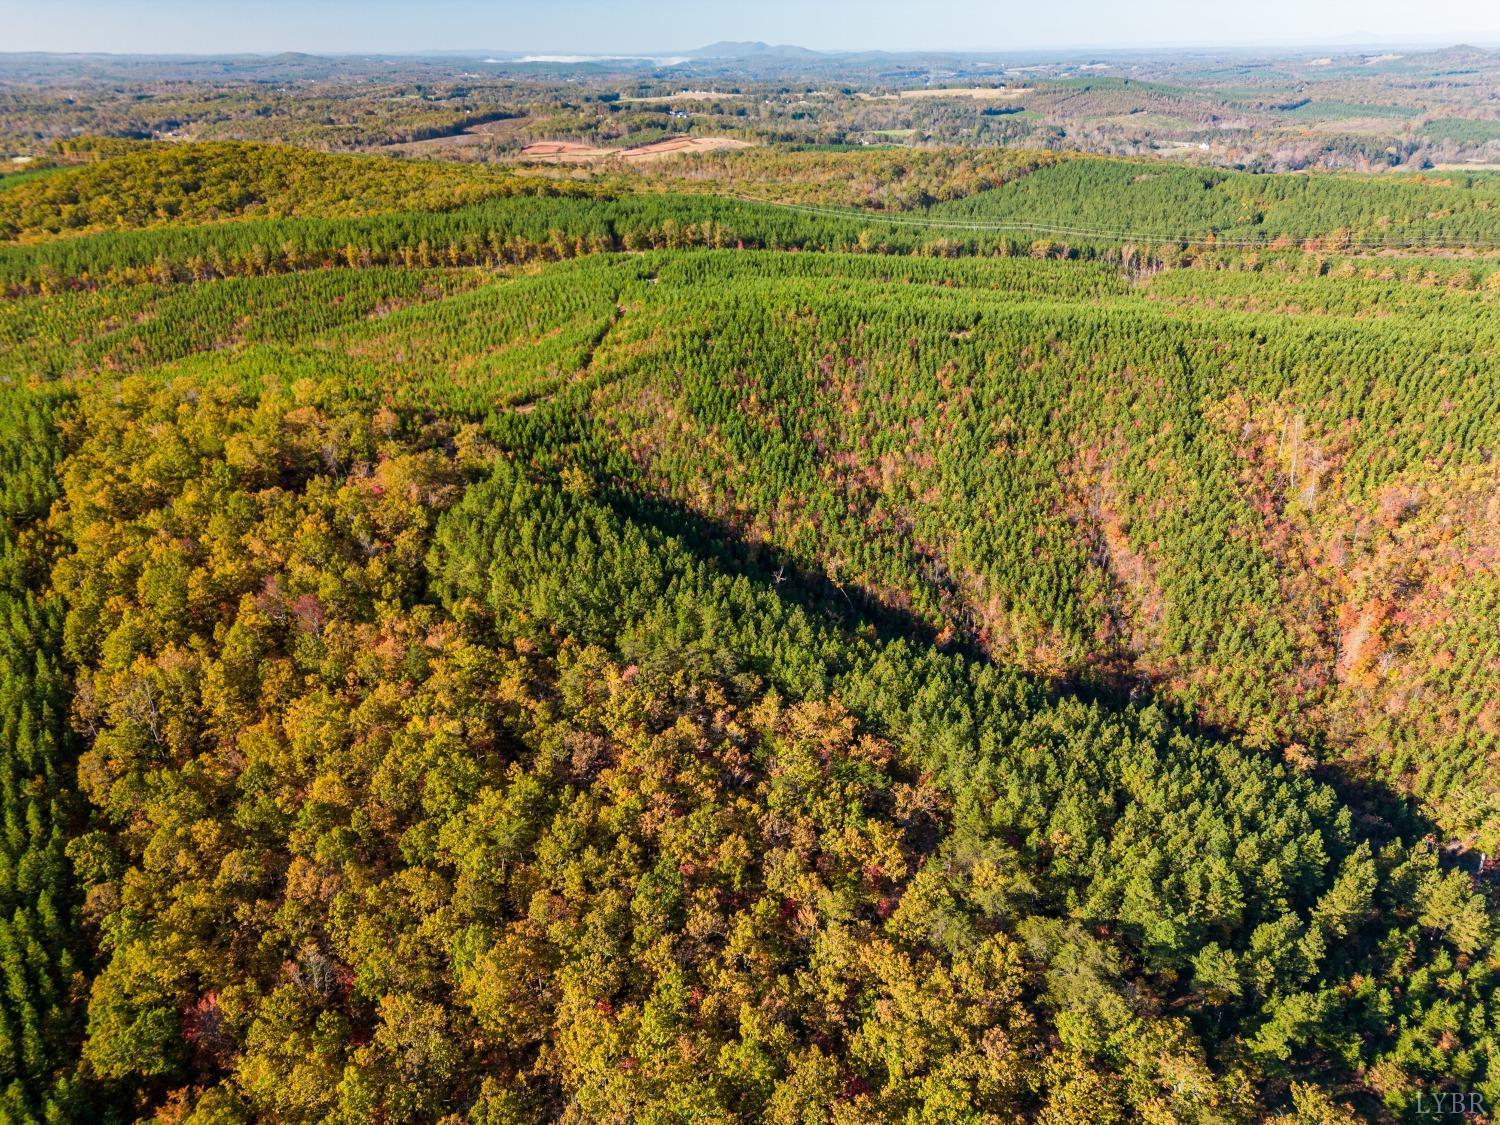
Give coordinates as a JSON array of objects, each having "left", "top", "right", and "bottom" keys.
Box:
[{"left": 0, "top": 144, "right": 1495, "bottom": 1122}]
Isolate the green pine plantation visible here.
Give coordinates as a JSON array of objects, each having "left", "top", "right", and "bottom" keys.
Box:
[{"left": 0, "top": 140, "right": 1494, "bottom": 1122}]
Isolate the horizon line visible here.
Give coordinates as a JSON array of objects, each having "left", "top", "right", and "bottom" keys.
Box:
[{"left": 4, "top": 38, "right": 1500, "bottom": 60}]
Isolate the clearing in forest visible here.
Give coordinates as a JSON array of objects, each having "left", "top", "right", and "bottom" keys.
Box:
[{"left": 518, "top": 136, "right": 754, "bottom": 163}]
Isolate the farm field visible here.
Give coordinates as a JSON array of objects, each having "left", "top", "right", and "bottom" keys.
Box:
[{"left": 518, "top": 136, "right": 754, "bottom": 162}]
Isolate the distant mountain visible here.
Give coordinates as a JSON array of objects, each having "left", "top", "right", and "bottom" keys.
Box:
[
  {"left": 1398, "top": 43, "right": 1500, "bottom": 67},
  {"left": 683, "top": 41, "right": 823, "bottom": 60}
]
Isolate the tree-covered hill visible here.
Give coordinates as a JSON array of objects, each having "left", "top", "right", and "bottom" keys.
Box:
[
  {"left": 928, "top": 158, "right": 1500, "bottom": 248},
  {"left": 0, "top": 142, "right": 1495, "bottom": 1122},
  {"left": 8, "top": 144, "right": 1500, "bottom": 289},
  {"left": 0, "top": 143, "right": 536, "bottom": 242}
]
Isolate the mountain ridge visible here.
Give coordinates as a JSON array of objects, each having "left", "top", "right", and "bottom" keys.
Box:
[{"left": 681, "top": 40, "right": 825, "bottom": 59}]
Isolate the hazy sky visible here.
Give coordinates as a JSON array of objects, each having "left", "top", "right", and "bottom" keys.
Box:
[{"left": 3, "top": 0, "right": 1499, "bottom": 55}]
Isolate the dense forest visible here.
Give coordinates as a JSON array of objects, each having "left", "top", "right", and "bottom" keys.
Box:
[
  {"left": 6, "top": 144, "right": 1500, "bottom": 300},
  {"left": 0, "top": 141, "right": 1495, "bottom": 1122}
]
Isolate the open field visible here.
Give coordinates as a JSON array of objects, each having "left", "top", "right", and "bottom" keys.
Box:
[
  {"left": 384, "top": 116, "right": 531, "bottom": 154},
  {"left": 899, "top": 85, "right": 1032, "bottom": 99},
  {"left": 860, "top": 85, "right": 1033, "bottom": 101},
  {"left": 518, "top": 135, "right": 754, "bottom": 162}
]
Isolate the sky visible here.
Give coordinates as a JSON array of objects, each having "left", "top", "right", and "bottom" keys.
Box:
[{"left": 2, "top": 0, "right": 1499, "bottom": 55}]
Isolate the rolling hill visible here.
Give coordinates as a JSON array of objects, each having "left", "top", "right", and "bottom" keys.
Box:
[{"left": 0, "top": 141, "right": 1495, "bottom": 1123}]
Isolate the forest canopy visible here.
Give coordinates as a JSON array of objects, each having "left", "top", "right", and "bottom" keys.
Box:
[{"left": 0, "top": 140, "right": 1495, "bottom": 1123}]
